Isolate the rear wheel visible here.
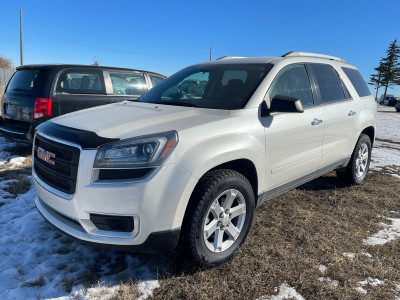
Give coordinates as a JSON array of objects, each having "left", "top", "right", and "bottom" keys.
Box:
[
  {"left": 336, "top": 134, "right": 372, "bottom": 184},
  {"left": 182, "top": 169, "right": 255, "bottom": 268}
]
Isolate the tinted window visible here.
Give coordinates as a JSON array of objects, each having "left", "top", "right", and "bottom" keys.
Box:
[
  {"left": 149, "top": 75, "right": 164, "bottom": 87},
  {"left": 310, "top": 64, "right": 345, "bottom": 103},
  {"left": 6, "top": 69, "right": 40, "bottom": 94},
  {"left": 57, "top": 70, "right": 104, "bottom": 94},
  {"left": 269, "top": 64, "right": 314, "bottom": 107},
  {"left": 109, "top": 72, "right": 147, "bottom": 96},
  {"left": 139, "top": 64, "right": 271, "bottom": 110},
  {"left": 342, "top": 67, "right": 371, "bottom": 97},
  {"left": 342, "top": 82, "right": 351, "bottom": 99}
]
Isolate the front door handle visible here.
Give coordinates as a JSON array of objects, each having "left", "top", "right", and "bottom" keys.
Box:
[
  {"left": 348, "top": 110, "right": 356, "bottom": 116},
  {"left": 311, "top": 118, "right": 323, "bottom": 126}
]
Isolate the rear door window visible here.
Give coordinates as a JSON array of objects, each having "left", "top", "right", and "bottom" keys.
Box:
[
  {"left": 268, "top": 64, "right": 314, "bottom": 107},
  {"left": 6, "top": 69, "right": 40, "bottom": 94},
  {"left": 109, "top": 72, "right": 148, "bottom": 96},
  {"left": 56, "top": 70, "right": 105, "bottom": 94},
  {"left": 149, "top": 75, "right": 164, "bottom": 88},
  {"left": 342, "top": 67, "right": 371, "bottom": 97},
  {"left": 309, "top": 64, "right": 345, "bottom": 103}
]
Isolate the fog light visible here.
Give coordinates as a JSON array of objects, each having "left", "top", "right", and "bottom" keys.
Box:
[{"left": 90, "top": 214, "right": 134, "bottom": 232}]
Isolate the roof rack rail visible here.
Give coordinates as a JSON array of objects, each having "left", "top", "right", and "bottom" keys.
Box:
[
  {"left": 282, "top": 51, "right": 347, "bottom": 63},
  {"left": 216, "top": 56, "right": 247, "bottom": 60}
]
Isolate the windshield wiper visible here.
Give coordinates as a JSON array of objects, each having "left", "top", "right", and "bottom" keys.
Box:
[{"left": 12, "top": 88, "right": 30, "bottom": 92}]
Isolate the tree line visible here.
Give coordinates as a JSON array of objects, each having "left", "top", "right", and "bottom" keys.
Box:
[{"left": 369, "top": 39, "right": 400, "bottom": 102}]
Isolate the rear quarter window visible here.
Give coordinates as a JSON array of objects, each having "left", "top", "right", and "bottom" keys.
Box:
[
  {"left": 6, "top": 69, "right": 41, "bottom": 94},
  {"left": 342, "top": 67, "right": 371, "bottom": 97}
]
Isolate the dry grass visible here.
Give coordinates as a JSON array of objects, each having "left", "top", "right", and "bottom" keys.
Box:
[
  {"left": 109, "top": 282, "right": 140, "bottom": 300},
  {"left": 148, "top": 172, "right": 400, "bottom": 300},
  {"left": 0, "top": 139, "right": 32, "bottom": 197}
]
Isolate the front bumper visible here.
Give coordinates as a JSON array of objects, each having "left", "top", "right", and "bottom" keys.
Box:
[
  {"left": 36, "top": 196, "right": 180, "bottom": 252},
  {"left": 33, "top": 147, "right": 197, "bottom": 251}
]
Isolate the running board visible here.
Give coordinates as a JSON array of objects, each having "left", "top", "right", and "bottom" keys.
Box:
[{"left": 257, "top": 157, "right": 350, "bottom": 207}]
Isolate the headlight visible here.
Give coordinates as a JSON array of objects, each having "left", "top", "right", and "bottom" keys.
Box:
[{"left": 94, "top": 131, "right": 178, "bottom": 168}]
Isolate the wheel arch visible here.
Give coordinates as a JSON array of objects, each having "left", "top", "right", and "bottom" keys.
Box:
[
  {"left": 361, "top": 126, "right": 375, "bottom": 146},
  {"left": 177, "top": 158, "right": 259, "bottom": 234}
]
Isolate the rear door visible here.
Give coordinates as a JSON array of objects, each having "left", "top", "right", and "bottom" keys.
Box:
[
  {"left": 308, "top": 64, "right": 357, "bottom": 167},
  {"left": 53, "top": 68, "right": 107, "bottom": 115},
  {"left": 105, "top": 71, "right": 149, "bottom": 103},
  {"left": 263, "top": 64, "right": 324, "bottom": 189}
]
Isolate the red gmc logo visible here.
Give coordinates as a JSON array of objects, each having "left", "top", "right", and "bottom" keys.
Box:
[{"left": 37, "top": 147, "right": 55, "bottom": 165}]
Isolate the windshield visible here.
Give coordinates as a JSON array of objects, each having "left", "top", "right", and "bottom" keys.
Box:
[
  {"left": 6, "top": 69, "right": 41, "bottom": 94},
  {"left": 139, "top": 63, "right": 272, "bottom": 109}
]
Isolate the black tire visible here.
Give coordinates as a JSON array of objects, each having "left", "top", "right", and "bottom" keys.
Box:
[
  {"left": 336, "top": 134, "right": 372, "bottom": 185},
  {"left": 181, "top": 169, "right": 255, "bottom": 268}
]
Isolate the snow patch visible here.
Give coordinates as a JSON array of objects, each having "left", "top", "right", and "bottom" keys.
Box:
[
  {"left": 370, "top": 105, "right": 400, "bottom": 178},
  {"left": 355, "top": 286, "right": 367, "bottom": 294},
  {"left": 7, "top": 157, "right": 27, "bottom": 168},
  {"left": 363, "top": 216, "right": 400, "bottom": 245},
  {"left": 360, "top": 251, "right": 372, "bottom": 258},
  {"left": 258, "top": 283, "right": 305, "bottom": 300},
  {"left": 355, "top": 277, "right": 385, "bottom": 294},
  {"left": 318, "top": 265, "right": 327, "bottom": 274},
  {"left": 319, "top": 277, "right": 339, "bottom": 288},
  {"left": 342, "top": 252, "right": 355, "bottom": 259},
  {"left": 0, "top": 177, "right": 162, "bottom": 299},
  {"left": 137, "top": 279, "right": 161, "bottom": 300}
]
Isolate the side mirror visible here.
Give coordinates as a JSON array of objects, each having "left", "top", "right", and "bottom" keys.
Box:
[{"left": 270, "top": 95, "right": 304, "bottom": 113}]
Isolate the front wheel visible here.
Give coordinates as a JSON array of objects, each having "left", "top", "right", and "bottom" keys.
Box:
[
  {"left": 182, "top": 169, "right": 255, "bottom": 268},
  {"left": 337, "top": 134, "right": 372, "bottom": 184}
]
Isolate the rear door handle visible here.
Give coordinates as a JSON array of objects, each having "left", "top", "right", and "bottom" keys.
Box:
[
  {"left": 348, "top": 111, "right": 356, "bottom": 116},
  {"left": 311, "top": 118, "right": 323, "bottom": 126}
]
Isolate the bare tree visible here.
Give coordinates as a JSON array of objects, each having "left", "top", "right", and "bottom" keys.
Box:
[{"left": 0, "top": 55, "right": 14, "bottom": 70}]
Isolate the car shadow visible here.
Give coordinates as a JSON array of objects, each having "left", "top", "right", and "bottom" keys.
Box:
[{"left": 297, "top": 173, "right": 352, "bottom": 191}]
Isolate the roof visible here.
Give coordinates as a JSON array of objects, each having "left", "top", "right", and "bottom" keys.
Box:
[{"left": 16, "top": 64, "right": 166, "bottom": 77}]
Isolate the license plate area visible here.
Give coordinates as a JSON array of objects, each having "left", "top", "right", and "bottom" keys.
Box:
[{"left": 4, "top": 104, "right": 19, "bottom": 118}]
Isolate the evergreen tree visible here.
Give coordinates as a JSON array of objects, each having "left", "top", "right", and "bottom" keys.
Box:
[
  {"left": 376, "top": 40, "right": 400, "bottom": 103},
  {"left": 369, "top": 61, "right": 385, "bottom": 101}
]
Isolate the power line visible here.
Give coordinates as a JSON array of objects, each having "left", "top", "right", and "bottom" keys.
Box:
[{"left": 0, "top": 14, "right": 209, "bottom": 57}]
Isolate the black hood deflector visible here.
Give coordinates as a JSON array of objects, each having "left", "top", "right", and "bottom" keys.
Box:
[{"left": 36, "top": 121, "right": 119, "bottom": 149}]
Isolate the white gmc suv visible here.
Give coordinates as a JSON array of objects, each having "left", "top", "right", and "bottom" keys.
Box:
[{"left": 33, "top": 52, "right": 376, "bottom": 267}]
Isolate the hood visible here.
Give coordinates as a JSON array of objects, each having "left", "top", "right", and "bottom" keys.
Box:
[{"left": 51, "top": 101, "right": 230, "bottom": 139}]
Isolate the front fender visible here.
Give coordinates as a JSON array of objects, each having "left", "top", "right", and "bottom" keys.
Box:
[
  {"left": 170, "top": 133, "right": 265, "bottom": 228},
  {"left": 179, "top": 133, "right": 265, "bottom": 183}
]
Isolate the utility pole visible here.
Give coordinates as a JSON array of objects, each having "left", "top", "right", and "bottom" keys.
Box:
[
  {"left": 210, "top": 45, "right": 212, "bottom": 61},
  {"left": 20, "top": 9, "right": 23, "bottom": 66}
]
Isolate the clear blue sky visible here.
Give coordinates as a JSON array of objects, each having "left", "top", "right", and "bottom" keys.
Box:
[{"left": 0, "top": 0, "right": 399, "bottom": 97}]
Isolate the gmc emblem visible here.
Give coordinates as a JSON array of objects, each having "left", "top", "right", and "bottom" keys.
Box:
[{"left": 37, "top": 147, "right": 55, "bottom": 165}]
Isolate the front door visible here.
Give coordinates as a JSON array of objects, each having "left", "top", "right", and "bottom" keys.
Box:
[{"left": 262, "top": 64, "right": 324, "bottom": 190}]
